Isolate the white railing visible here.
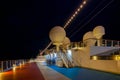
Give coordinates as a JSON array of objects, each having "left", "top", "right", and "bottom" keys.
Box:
[
  {"left": 0, "top": 59, "right": 28, "bottom": 72},
  {"left": 70, "top": 39, "right": 120, "bottom": 49},
  {"left": 70, "top": 41, "right": 85, "bottom": 49},
  {"left": 102, "top": 39, "right": 120, "bottom": 47}
]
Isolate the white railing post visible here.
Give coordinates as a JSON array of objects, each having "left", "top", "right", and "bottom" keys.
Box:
[
  {"left": 22, "top": 60, "right": 24, "bottom": 65},
  {"left": 11, "top": 60, "right": 13, "bottom": 68},
  {"left": 117, "top": 41, "right": 119, "bottom": 46},
  {"left": 12, "top": 60, "right": 14, "bottom": 68},
  {"left": 97, "top": 39, "right": 101, "bottom": 46},
  {"left": 6, "top": 61, "right": 8, "bottom": 69},
  {"left": 15, "top": 60, "right": 17, "bottom": 65},
  {"left": 111, "top": 40, "right": 113, "bottom": 47},
  {"left": 10, "top": 60, "right": 11, "bottom": 67},
  {"left": 1, "top": 61, "right": 3, "bottom": 72},
  {"left": 104, "top": 40, "right": 107, "bottom": 47},
  {"left": 15, "top": 60, "right": 16, "bottom": 65}
]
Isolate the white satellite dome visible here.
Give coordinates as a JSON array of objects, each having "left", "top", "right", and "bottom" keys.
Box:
[
  {"left": 83, "top": 31, "right": 95, "bottom": 41},
  {"left": 93, "top": 26, "right": 105, "bottom": 39},
  {"left": 83, "top": 31, "right": 96, "bottom": 46},
  {"left": 62, "top": 37, "right": 70, "bottom": 50}
]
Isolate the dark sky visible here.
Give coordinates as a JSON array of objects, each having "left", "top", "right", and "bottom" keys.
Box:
[{"left": 1, "top": 0, "right": 120, "bottom": 60}]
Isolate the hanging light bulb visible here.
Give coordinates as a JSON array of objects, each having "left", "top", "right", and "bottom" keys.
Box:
[{"left": 83, "top": 1, "right": 87, "bottom": 5}]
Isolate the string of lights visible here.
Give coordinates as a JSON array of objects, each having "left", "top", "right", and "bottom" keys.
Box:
[
  {"left": 67, "top": 0, "right": 105, "bottom": 37},
  {"left": 63, "top": 0, "right": 87, "bottom": 29},
  {"left": 40, "top": 0, "right": 88, "bottom": 55},
  {"left": 70, "top": 0, "right": 114, "bottom": 38}
]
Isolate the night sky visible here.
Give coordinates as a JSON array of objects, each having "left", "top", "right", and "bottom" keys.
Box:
[{"left": 1, "top": 0, "right": 120, "bottom": 60}]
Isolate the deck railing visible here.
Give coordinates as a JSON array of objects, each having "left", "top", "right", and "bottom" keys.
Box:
[
  {"left": 0, "top": 59, "right": 28, "bottom": 72},
  {"left": 102, "top": 39, "right": 120, "bottom": 47},
  {"left": 70, "top": 39, "right": 120, "bottom": 49}
]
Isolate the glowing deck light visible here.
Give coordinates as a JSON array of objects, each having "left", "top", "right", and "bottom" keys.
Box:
[
  {"left": 92, "top": 56, "right": 98, "bottom": 60},
  {"left": 0, "top": 73, "right": 2, "bottom": 80},
  {"left": 13, "top": 64, "right": 16, "bottom": 72},
  {"left": 22, "top": 60, "right": 25, "bottom": 65},
  {"left": 114, "top": 55, "right": 120, "bottom": 60},
  {"left": 19, "top": 63, "right": 22, "bottom": 68},
  {"left": 13, "top": 67, "right": 16, "bottom": 72}
]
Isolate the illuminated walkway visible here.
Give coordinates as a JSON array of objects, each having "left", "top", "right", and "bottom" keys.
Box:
[
  {"left": 0, "top": 63, "right": 45, "bottom": 80},
  {"left": 0, "top": 62, "right": 70, "bottom": 80},
  {"left": 1, "top": 62, "right": 120, "bottom": 80}
]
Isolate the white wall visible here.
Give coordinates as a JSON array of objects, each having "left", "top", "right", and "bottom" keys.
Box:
[
  {"left": 72, "top": 47, "right": 90, "bottom": 67},
  {"left": 90, "top": 60, "right": 120, "bottom": 74},
  {"left": 72, "top": 47, "right": 120, "bottom": 74}
]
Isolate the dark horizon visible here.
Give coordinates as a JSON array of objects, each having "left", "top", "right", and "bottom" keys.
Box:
[{"left": 1, "top": 0, "right": 120, "bottom": 60}]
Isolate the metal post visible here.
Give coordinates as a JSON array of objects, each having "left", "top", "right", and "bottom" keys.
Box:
[
  {"left": 11, "top": 60, "right": 13, "bottom": 68},
  {"left": 117, "top": 41, "right": 119, "bottom": 46},
  {"left": 6, "top": 61, "right": 8, "bottom": 69},
  {"left": 1, "top": 61, "right": 3, "bottom": 72},
  {"left": 105, "top": 40, "right": 107, "bottom": 47},
  {"left": 12, "top": 60, "right": 14, "bottom": 68},
  {"left": 15, "top": 60, "right": 17, "bottom": 66},
  {"left": 22, "top": 60, "right": 24, "bottom": 65},
  {"left": 10, "top": 60, "right": 11, "bottom": 67},
  {"left": 111, "top": 40, "right": 113, "bottom": 47},
  {"left": 97, "top": 39, "right": 101, "bottom": 46}
]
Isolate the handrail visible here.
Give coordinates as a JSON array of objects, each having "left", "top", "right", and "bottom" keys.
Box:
[
  {"left": 0, "top": 59, "right": 28, "bottom": 72},
  {"left": 70, "top": 39, "right": 120, "bottom": 49}
]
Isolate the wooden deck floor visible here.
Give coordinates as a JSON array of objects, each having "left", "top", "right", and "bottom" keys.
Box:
[{"left": 0, "top": 62, "right": 45, "bottom": 80}]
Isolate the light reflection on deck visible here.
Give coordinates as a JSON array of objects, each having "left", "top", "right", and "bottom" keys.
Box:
[{"left": 0, "top": 63, "right": 45, "bottom": 80}]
